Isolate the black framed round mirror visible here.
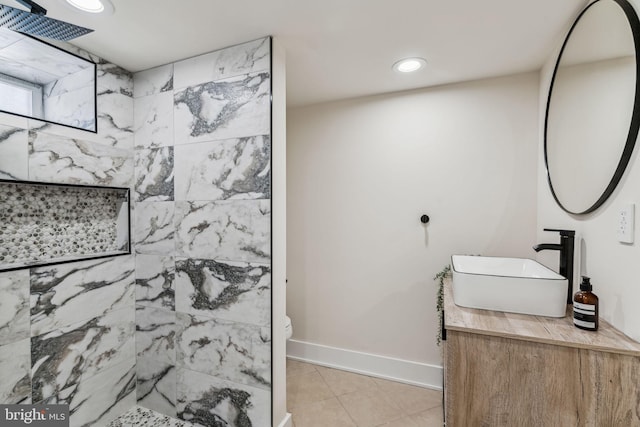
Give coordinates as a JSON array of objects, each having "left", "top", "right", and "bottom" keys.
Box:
[{"left": 544, "top": 0, "right": 640, "bottom": 215}]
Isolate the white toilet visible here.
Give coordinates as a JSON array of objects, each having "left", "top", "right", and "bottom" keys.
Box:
[{"left": 285, "top": 316, "right": 293, "bottom": 340}]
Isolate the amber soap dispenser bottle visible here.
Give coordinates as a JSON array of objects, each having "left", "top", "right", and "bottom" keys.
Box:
[{"left": 573, "top": 276, "right": 599, "bottom": 331}]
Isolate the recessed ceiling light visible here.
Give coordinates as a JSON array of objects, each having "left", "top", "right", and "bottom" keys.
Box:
[
  {"left": 64, "top": 0, "right": 114, "bottom": 14},
  {"left": 393, "top": 57, "right": 427, "bottom": 73}
]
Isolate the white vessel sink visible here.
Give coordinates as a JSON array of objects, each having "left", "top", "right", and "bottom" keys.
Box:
[{"left": 451, "top": 255, "right": 567, "bottom": 317}]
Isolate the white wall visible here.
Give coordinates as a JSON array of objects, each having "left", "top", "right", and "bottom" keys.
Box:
[
  {"left": 537, "top": 0, "right": 640, "bottom": 342},
  {"left": 287, "top": 72, "right": 540, "bottom": 384},
  {"left": 272, "top": 39, "right": 292, "bottom": 427}
]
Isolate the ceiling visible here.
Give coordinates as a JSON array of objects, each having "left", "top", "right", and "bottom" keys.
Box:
[{"left": 3, "top": 0, "right": 588, "bottom": 106}]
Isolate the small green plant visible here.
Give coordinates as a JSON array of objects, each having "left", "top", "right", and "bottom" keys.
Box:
[{"left": 434, "top": 264, "right": 451, "bottom": 346}]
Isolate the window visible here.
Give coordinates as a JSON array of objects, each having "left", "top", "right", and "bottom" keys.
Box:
[{"left": 0, "top": 73, "right": 43, "bottom": 118}]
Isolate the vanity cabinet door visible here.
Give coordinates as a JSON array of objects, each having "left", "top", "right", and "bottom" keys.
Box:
[
  {"left": 446, "top": 331, "right": 582, "bottom": 426},
  {"left": 445, "top": 330, "right": 640, "bottom": 426}
]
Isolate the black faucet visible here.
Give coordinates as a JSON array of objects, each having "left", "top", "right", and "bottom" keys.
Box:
[{"left": 533, "top": 228, "right": 575, "bottom": 304}]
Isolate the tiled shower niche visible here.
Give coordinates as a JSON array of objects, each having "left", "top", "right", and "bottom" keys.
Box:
[{"left": 0, "top": 179, "right": 130, "bottom": 271}]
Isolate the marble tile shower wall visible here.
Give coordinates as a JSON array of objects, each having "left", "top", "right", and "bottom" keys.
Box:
[
  {"left": 133, "top": 37, "right": 272, "bottom": 426},
  {"left": 43, "top": 66, "right": 96, "bottom": 130},
  {"left": 0, "top": 44, "right": 137, "bottom": 427}
]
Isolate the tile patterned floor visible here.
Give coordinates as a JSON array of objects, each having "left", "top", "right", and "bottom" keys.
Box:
[
  {"left": 107, "top": 407, "right": 194, "bottom": 427},
  {"left": 287, "top": 359, "right": 444, "bottom": 427},
  {"left": 108, "top": 360, "right": 443, "bottom": 427}
]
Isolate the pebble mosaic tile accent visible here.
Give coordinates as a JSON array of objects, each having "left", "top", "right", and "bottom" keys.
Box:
[
  {"left": 107, "top": 406, "right": 194, "bottom": 427},
  {"left": 0, "top": 181, "right": 128, "bottom": 268}
]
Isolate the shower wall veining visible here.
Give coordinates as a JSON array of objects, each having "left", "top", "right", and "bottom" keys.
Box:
[
  {"left": 0, "top": 36, "right": 272, "bottom": 427},
  {"left": 0, "top": 44, "right": 136, "bottom": 427},
  {"left": 132, "top": 37, "right": 272, "bottom": 426}
]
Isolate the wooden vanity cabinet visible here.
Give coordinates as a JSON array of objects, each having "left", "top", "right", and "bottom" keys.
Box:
[{"left": 443, "top": 282, "right": 640, "bottom": 426}]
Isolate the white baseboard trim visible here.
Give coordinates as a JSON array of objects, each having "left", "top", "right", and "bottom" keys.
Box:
[
  {"left": 276, "top": 412, "right": 293, "bottom": 427},
  {"left": 286, "top": 339, "right": 443, "bottom": 390}
]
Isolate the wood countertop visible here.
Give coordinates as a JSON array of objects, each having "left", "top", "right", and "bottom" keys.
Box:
[{"left": 444, "top": 279, "right": 640, "bottom": 357}]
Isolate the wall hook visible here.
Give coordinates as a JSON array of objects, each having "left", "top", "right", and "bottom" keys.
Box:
[{"left": 420, "top": 214, "right": 430, "bottom": 224}]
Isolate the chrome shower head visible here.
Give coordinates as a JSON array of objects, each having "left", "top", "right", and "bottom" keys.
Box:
[{"left": 0, "top": 0, "right": 93, "bottom": 41}]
